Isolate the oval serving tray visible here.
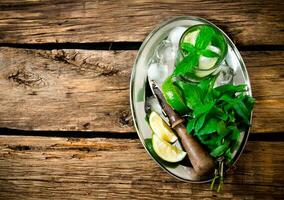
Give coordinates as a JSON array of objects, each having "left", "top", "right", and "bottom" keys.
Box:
[{"left": 130, "top": 16, "right": 253, "bottom": 183}]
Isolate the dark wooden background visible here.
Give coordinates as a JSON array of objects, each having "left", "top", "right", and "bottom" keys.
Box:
[{"left": 0, "top": 0, "right": 283, "bottom": 199}]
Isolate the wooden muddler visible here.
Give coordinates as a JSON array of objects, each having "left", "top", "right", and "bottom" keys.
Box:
[{"left": 152, "top": 82, "right": 215, "bottom": 180}]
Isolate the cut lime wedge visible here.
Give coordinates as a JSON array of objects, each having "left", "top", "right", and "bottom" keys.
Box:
[
  {"left": 149, "top": 112, "right": 177, "bottom": 143},
  {"left": 152, "top": 134, "right": 186, "bottom": 163}
]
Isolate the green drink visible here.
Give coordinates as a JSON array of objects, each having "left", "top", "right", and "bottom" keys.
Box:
[{"left": 175, "top": 24, "right": 228, "bottom": 81}]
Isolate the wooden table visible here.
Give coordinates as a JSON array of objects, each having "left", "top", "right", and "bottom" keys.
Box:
[{"left": 0, "top": 1, "right": 283, "bottom": 199}]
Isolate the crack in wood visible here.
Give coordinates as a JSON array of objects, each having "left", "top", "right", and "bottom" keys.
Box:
[
  {"left": 7, "top": 67, "right": 45, "bottom": 87},
  {"left": 7, "top": 145, "right": 31, "bottom": 151},
  {"left": 36, "top": 49, "right": 120, "bottom": 77},
  {"left": 4, "top": 140, "right": 131, "bottom": 152}
]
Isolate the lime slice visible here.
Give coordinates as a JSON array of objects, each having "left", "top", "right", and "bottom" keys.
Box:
[
  {"left": 162, "top": 76, "right": 188, "bottom": 114},
  {"left": 149, "top": 111, "right": 177, "bottom": 143},
  {"left": 195, "top": 68, "right": 216, "bottom": 78},
  {"left": 144, "top": 138, "right": 179, "bottom": 168},
  {"left": 182, "top": 30, "right": 200, "bottom": 46},
  {"left": 206, "top": 45, "right": 221, "bottom": 55},
  {"left": 199, "top": 55, "right": 218, "bottom": 70},
  {"left": 195, "top": 53, "right": 218, "bottom": 78},
  {"left": 152, "top": 134, "right": 186, "bottom": 163}
]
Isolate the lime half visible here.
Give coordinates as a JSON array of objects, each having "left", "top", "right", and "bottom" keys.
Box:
[
  {"left": 162, "top": 76, "right": 188, "bottom": 114},
  {"left": 149, "top": 112, "right": 177, "bottom": 143},
  {"left": 152, "top": 134, "right": 186, "bottom": 163}
]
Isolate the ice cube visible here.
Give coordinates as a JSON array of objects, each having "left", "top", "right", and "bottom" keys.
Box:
[
  {"left": 148, "top": 63, "right": 168, "bottom": 84},
  {"left": 146, "top": 96, "right": 164, "bottom": 118},
  {"left": 155, "top": 40, "right": 170, "bottom": 60},
  {"left": 214, "top": 64, "right": 234, "bottom": 86},
  {"left": 168, "top": 27, "right": 187, "bottom": 47},
  {"left": 161, "top": 45, "right": 176, "bottom": 74},
  {"left": 155, "top": 40, "right": 177, "bottom": 74}
]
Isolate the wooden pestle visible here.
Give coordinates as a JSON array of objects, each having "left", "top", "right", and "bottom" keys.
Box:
[{"left": 152, "top": 82, "right": 215, "bottom": 179}]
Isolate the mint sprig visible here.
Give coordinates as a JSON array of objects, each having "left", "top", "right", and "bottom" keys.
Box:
[
  {"left": 173, "top": 75, "right": 255, "bottom": 162},
  {"left": 173, "top": 25, "right": 228, "bottom": 77}
]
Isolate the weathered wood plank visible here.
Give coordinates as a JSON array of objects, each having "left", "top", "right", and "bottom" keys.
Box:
[
  {"left": 245, "top": 51, "right": 284, "bottom": 133},
  {"left": 0, "top": 48, "right": 283, "bottom": 133},
  {"left": 0, "top": 136, "right": 283, "bottom": 199},
  {"left": 0, "top": 0, "right": 283, "bottom": 45},
  {"left": 0, "top": 48, "right": 134, "bottom": 133}
]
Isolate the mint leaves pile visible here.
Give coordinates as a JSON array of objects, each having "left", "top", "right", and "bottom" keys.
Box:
[
  {"left": 175, "top": 76, "right": 255, "bottom": 162},
  {"left": 169, "top": 24, "right": 254, "bottom": 163}
]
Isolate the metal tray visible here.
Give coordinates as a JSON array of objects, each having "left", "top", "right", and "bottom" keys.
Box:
[{"left": 130, "top": 16, "right": 253, "bottom": 183}]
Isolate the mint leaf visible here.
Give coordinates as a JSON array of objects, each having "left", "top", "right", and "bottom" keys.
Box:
[
  {"left": 198, "top": 118, "right": 218, "bottom": 135},
  {"left": 199, "top": 134, "right": 219, "bottom": 151},
  {"left": 173, "top": 53, "right": 198, "bottom": 76},
  {"left": 198, "top": 75, "right": 217, "bottom": 94},
  {"left": 195, "top": 113, "right": 207, "bottom": 133},
  {"left": 181, "top": 42, "right": 196, "bottom": 54},
  {"left": 176, "top": 81, "right": 203, "bottom": 109},
  {"left": 219, "top": 94, "right": 234, "bottom": 103},
  {"left": 215, "top": 84, "right": 246, "bottom": 98},
  {"left": 225, "top": 148, "right": 233, "bottom": 161},
  {"left": 193, "top": 101, "right": 215, "bottom": 118},
  {"left": 226, "top": 110, "right": 235, "bottom": 123},
  {"left": 195, "top": 26, "right": 215, "bottom": 50},
  {"left": 198, "top": 76, "right": 218, "bottom": 104},
  {"left": 217, "top": 120, "right": 229, "bottom": 137},
  {"left": 219, "top": 94, "right": 251, "bottom": 124},
  {"left": 200, "top": 49, "right": 219, "bottom": 58},
  {"left": 228, "top": 126, "right": 241, "bottom": 141},
  {"left": 186, "top": 118, "right": 196, "bottom": 134},
  {"left": 232, "top": 99, "right": 250, "bottom": 124},
  {"left": 243, "top": 95, "right": 255, "bottom": 112},
  {"left": 210, "top": 106, "right": 228, "bottom": 121},
  {"left": 210, "top": 140, "right": 230, "bottom": 158}
]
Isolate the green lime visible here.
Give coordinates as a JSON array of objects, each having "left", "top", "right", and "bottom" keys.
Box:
[
  {"left": 162, "top": 76, "right": 188, "bottom": 114},
  {"left": 152, "top": 134, "right": 186, "bottom": 163},
  {"left": 144, "top": 138, "right": 179, "bottom": 168},
  {"left": 149, "top": 111, "right": 177, "bottom": 143}
]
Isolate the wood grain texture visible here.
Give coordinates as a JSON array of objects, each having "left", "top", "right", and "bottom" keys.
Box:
[
  {"left": 0, "top": 48, "right": 283, "bottom": 133},
  {"left": 0, "top": 0, "right": 283, "bottom": 45},
  {"left": 244, "top": 51, "right": 284, "bottom": 133},
  {"left": 0, "top": 48, "right": 134, "bottom": 133},
  {"left": 0, "top": 135, "right": 283, "bottom": 200}
]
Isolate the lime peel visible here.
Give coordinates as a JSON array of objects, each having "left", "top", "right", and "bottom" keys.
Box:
[{"left": 162, "top": 76, "right": 188, "bottom": 114}]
